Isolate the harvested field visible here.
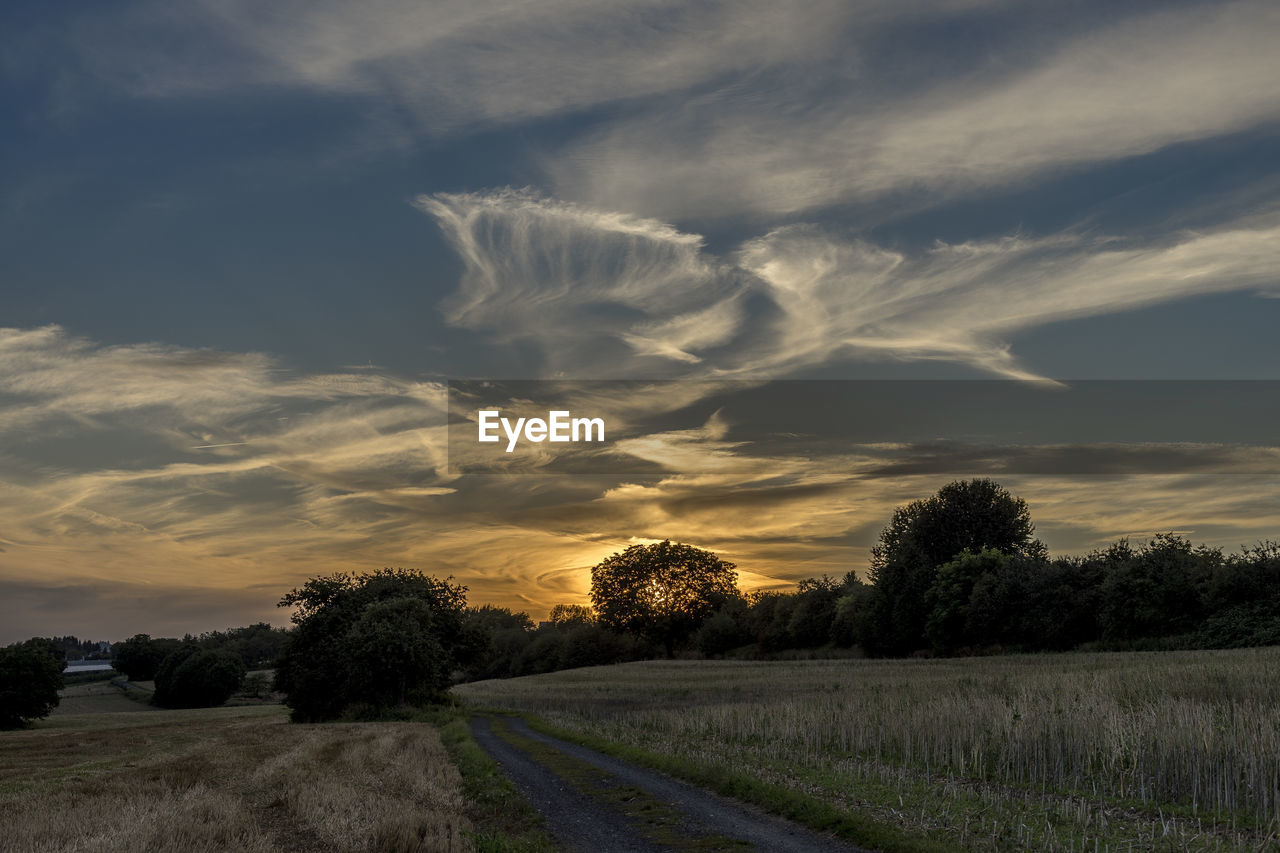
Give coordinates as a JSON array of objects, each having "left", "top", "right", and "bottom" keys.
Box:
[{"left": 0, "top": 705, "right": 472, "bottom": 852}]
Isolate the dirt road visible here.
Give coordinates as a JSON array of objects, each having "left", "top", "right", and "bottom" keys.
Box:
[{"left": 470, "top": 715, "right": 870, "bottom": 853}]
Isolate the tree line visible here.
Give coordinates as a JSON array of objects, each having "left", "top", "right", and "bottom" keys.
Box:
[{"left": 5, "top": 478, "right": 1280, "bottom": 726}]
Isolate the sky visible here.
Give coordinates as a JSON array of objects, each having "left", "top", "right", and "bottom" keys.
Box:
[{"left": 2, "top": 0, "right": 1280, "bottom": 642}]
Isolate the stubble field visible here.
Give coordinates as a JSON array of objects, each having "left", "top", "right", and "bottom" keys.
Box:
[{"left": 0, "top": 703, "right": 473, "bottom": 852}]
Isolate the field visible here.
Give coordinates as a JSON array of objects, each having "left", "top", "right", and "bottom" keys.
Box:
[
  {"left": 49, "top": 679, "right": 156, "bottom": 715},
  {"left": 455, "top": 648, "right": 1280, "bottom": 852},
  {"left": 0, "top": 703, "right": 474, "bottom": 852}
]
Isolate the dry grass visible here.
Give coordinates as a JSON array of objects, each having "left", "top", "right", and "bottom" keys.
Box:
[
  {"left": 0, "top": 705, "right": 473, "bottom": 852},
  {"left": 455, "top": 648, "right": 1280, "bottom": 851}
]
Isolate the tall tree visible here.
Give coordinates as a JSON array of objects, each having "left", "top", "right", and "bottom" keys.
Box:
[
  {"left": 0, "top": 642, "right": 63, "bottom": 729},
  {"left": 865, "top": 479, "right": 1042, "bottom": 656},
  {"left": 273, "top": 569, "right": 468, "bottom": 722},
  {"left": 591, "top": 540, "right": 738, "bottom": 657}
]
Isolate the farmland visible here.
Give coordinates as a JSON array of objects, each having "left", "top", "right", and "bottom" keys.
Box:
[
  {"left": 0, "top": 703, "right": 474, "bottom": 852},
  {"left": 455, "top": 647, "right": 1280, "bottom": 852}
]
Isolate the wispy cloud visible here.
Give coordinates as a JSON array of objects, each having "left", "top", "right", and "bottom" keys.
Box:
[
  {"left": 65, "top": 0, "right": 857, "bottom": 133},
  {"left": 733, "top": 218, "right": 1280, "bottom": 378},
  {"left": 420, "top": 190, "right": 1280, "bottom": 380},
  {"left": 0, "top": 326, "right": 451, "bottom": 593},
  {"left": 417, "top": 190, "right": 742, "bottom": 375},
  {"left": 551, "top": 0, "right": 1280, "bottom": 218},
  {"left": 4, "top": 326, "right": 1280, "bottom": 643}
]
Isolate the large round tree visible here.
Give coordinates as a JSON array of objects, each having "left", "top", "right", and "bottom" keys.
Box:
[
  {"left": 862, "top": 479, "right": 1043, "bottom": 656},
  {"left": 0, "top": 642, "right": 63, "bottom": 729},
  {"left": 273, "top": 569, "right": 468, "bottom": 721},
  {"left": 590, "top": 540, "right": 739, "bottom": 657}
]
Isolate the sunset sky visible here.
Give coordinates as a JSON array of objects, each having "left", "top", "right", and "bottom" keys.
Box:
[{"left": 3, "top": 0, "right": 1280, "bottom": 643}]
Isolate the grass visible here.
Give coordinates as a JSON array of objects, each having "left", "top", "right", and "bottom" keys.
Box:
[
  {"left": 1, "top": 704, "right": 474, "bottom": 851},
  {"left": 50, "top": 678, "right": 158, "bottom": 715},
  {"left": 454, "top": 647, "right": 1280, "bottom": 852},
  {"left": 423, "top": 707, "right": 559, "bottom": 853}
]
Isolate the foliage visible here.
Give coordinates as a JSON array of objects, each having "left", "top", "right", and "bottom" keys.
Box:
[
  {"left": 193, "top": 623, "right": 291, "bottom": 669},
  {"left": 273, "top": 568, "right": 468, "bottom": 721},
  {"left": 444, "top": 485, "right": 1280, "bottom": 675},
  {"left": 111, "top": 634, "right": 182, "bottom": 681},
  {"left": 591, "top": 540, "right": 739, "bottom": 656},
  {"left": 0, "top": 641, "right": 64, "bottom": 728},
  {"left": 692, "top": 596, "right": 752, "bottom": 657},
  {"left": 345, "top": 597, "right": 446, "bottom": 709},
  {"left": 864, "top": 479, "right": 1042, "bottom": 656},
  {"left": 1097, "top": 534, "right": 1217, "bottom": 640},
  {"left": 923, "top": 549, "right": 1023, "bottom": 653},
  {"left": 460, "top": 605, "right": 536, "bottom": 680},
  {"left": 786, "top": 576, "right": 842, "bottom": 648},
  {"left": 153, "top": 644, "right": 246, "bottom": 708},
  {"left": 548, "top": 603, "right": 596, "bottom": 627}
]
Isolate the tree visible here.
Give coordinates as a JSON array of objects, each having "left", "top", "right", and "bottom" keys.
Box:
[
  {"left": 787, "top": 576, "right": 841, "bottom": 648},
  {"left": 273, "top": 569, "right": 468, "bottom": 722},
  {"left": 0, "top": 642, "right": 64, "bottom": 729},
  {"left": 344, "top": 597, "right": 446, "bottom": 709},
  {"left": 1097, "top": 534, "right": 1217, "bottom": 641},
  {"left": 591, "top": 540, "right": 739, "bottom": 657},
  {"left": 923, "top": 548, "right": 1035, "bottom": 654},
  {"left": 459, "top": 605, "right": 534, "bottom": 681},
  {"left": 112, "top": 634, "right": 181, "bottom": 681},
  {"left": 153, "top": 645, "right": 246, "bottom": 708},
  {"left": 864, "top": 479, "right": 1042, "bottom": 656},
  {"left": 548, "top": 603, "right": 596, "bottom": 627}
]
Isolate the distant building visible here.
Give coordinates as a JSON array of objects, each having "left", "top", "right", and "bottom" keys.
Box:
[{"left": 62, "top": 661, "right": 115, "bottom": 674}]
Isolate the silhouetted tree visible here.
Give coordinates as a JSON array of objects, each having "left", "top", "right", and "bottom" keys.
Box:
[
  {"left": 830, "top": 576, "right": 874, "bottom": 648},
  {"left": 787, "top": 576, "right": 842, "bottom": 648},
  {"left": 460, "top": 605, "right": 534, "bottom": 680},
  {"left": 548, "top": 603, "right": 596, "bottom": 627},
  {"left": 344, "top": 598, "right": 446, "bottom": 709},
  {"left": 112, "top": 634, "right": 181, "bottom": 681},
  {"left": 692, "top": 595, "right": 752, "bottom": 657},
  {"left": 591, "top": 541, "right": 738, "bottom": 657},
  {"left": 153, "top": 644, "right": 246, "bottom": 708},
  {"left": 1098, "top": 534, "right": 1217, "bottom": 641},
  {"left": 273, "top": 569, "right": 468, "bottom": 721},
  {"left": 864, "top": 479, "right": 1042, "bottom": 656},
  {"left": 0, "top": 641, "right": 64, "bottom": 728},
  {"left": 197, "top": 623, "right": 291, "bottom": 669}
]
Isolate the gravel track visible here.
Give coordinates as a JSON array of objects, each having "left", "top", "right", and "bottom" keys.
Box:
[{"left": 470, "top": 715, "right": 870, "bottom": 853}]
